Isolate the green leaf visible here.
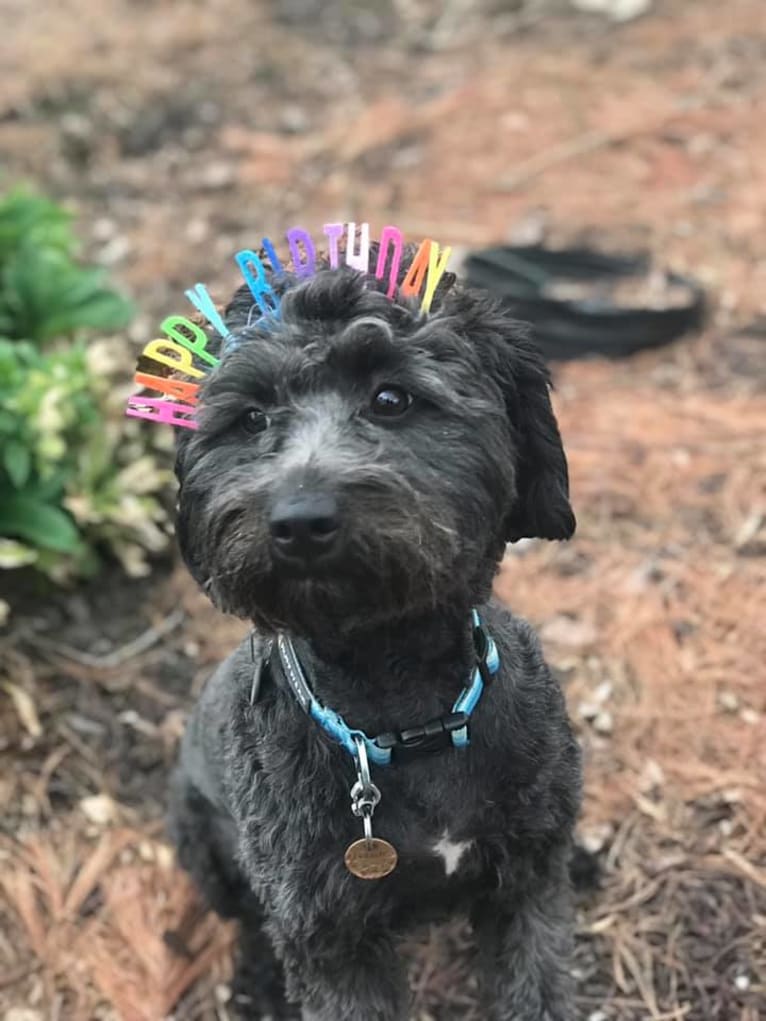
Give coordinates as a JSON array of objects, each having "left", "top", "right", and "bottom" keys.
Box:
[
  {"left": 0, "top": 236, "right": 132, "bottom": 344},
  {"left": 3, "top": 440, "right": 30, "bottom": 487},
  {"left": 0, "top": 189, "right": 74, "bottom": 267},
  {"left": 0, "top": 188, "right": 175, "bottom": 592},
  {"left": 34, "top": 469, "right": 69, "bottom": 501},
  {"left": 41, "top": 285, "right": 134, "bottom": 339},
  {"left": 0, "top": 493, "right": 81, "bottom": 552}
]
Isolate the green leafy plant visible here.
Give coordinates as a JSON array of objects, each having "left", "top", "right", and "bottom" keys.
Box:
[{"left": 0, "top": 189, "right": 173, "bottom": 586}]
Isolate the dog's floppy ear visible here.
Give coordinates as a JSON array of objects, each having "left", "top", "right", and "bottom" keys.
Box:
[{"left": 500, "top": 331, "right": 576, "bottom": 542}]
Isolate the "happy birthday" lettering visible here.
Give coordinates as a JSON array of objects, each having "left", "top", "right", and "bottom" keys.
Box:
[{"left": 125, "top": 223, "right": 452, "bottom": 430}]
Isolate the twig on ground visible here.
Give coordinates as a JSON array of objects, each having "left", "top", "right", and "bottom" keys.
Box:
[
  {"left": 37, "top": 608, "right": 186, "bottom": 670},
  {"left": 495, "top": 97, "right": 718, "bottom": 193},
  {"left": 0, "top": 961, "right": 40, "bottom": 989}
]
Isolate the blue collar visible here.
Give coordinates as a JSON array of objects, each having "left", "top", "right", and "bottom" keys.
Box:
[{"left": 272, "top": 609, "right": 500, "bottom": 767}]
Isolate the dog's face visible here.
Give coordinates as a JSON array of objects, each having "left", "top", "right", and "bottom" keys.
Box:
[{"left": 175, "top": 268, "right": 574, "bottom": 635}]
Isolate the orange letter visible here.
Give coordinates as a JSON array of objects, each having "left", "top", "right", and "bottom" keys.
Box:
[
  {"left": 400, "top": 240, "right": 431, "bottom": 300},
  {"left": 134, "top": 372, "right": 199, "bottom": 405}
]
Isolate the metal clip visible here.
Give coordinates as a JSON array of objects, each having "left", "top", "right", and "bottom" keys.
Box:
[
  {"left": 350, "top": 779, "right": 381, "bottom": 817},
  {"left": 350, "top": 736, "right": 381, "bottom": 846}
]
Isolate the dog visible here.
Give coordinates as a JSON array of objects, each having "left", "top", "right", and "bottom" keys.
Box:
[{"left": 169, "top": 253, "right": 582, "bottom": 1021}]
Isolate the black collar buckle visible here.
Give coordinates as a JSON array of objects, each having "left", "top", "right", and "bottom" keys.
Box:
[{"left": 374, "top": 711, "right": 468, "bottom": 764}]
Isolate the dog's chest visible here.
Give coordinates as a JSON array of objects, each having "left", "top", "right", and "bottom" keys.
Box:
[
  {"left": 244, "top": 693, "right": 496, "bottom": 889},
  {"left": 376, "top": 769, "right": 482, "bottom": 881},
  {"left": 431, "top": 832, "right": 474, "bottom": 875}
]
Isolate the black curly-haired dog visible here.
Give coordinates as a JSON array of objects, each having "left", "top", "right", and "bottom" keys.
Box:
[{"left": 169, "top": 256, "right": 582, "bottom": 1021}]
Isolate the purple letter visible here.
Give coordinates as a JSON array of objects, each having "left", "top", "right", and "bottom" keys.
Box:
[{"left": 286, "top": 227, "right": 317, "bottom": 278}]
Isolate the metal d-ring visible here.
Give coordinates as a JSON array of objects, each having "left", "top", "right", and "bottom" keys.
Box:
[
  {"left": 354, "top": 735, "right": 373, "bottom": 788},
  {"left": 362, "top": 812, "right": 373, "bottom": 846}
]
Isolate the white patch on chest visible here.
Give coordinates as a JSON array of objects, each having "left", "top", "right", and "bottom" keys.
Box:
[{"left": 432, "top": 832, "right": 473, "bottom": 875}]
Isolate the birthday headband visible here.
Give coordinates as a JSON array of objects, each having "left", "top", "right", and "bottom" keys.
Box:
[{"left": 125, "top": 223, "right": 452, "bottom": 431}]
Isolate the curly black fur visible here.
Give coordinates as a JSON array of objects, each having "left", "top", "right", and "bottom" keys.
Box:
[{"left": 169, "top": 259, "right": 582, "bottom": 1020}]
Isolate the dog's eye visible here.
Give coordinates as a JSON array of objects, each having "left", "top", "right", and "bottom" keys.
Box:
[
  {"left": 370, "top": 386, "right": 412, "bottom": 418},
  {"left": 241, "top": 408, "right": 269, "bottom": 435}
]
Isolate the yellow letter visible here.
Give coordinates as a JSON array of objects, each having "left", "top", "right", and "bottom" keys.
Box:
[
  {"left": 421, "top": 242, "right": 452, "bottom": 313},
  {"left": 142, "top": 339, "right": 205, "bottom": 379}
]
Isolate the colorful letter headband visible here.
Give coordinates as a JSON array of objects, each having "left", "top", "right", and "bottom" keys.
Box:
[{"left": 125, "top": 223, "right": 452, "bottom": 431}]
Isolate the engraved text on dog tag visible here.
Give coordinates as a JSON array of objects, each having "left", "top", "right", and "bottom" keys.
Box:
[{"left": 344, "top": 837, "right": 398, "bottom": 880}]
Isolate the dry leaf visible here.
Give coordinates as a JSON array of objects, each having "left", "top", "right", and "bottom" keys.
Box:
[
  {"left": 1, "top": 680, "right": 42, "bottom": 739},
  {"left": 79, "top": 794, "right": 120, "bottom": 827}
]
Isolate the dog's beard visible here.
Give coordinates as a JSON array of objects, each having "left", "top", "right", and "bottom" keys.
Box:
[{"left": 197, "top": 504, "right": 462, "bottom": 634}]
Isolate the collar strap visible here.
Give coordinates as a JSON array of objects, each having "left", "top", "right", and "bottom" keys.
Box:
[{"left": 273, "top": 609, "right": 500, "bottom": 767}]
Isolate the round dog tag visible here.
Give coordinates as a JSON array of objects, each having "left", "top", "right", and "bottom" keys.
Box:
[{"left": 344, "top": 838, "right": 398, "bottom": 880}]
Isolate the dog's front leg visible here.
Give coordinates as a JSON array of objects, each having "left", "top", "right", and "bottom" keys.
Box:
[
  {"left": 472, "top": 850, "right": 575, "bottom": 1021},
  {"left": 281, "top": 929, "right": 409, "bottom": 1021}
]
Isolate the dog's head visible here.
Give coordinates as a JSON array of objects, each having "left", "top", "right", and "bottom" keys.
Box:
[{"left": 175, "top": 263, "right": 574, "bottom": 635}]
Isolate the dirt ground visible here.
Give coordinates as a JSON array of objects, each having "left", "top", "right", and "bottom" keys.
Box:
[{"left": 1, "top": 0, "right": 765, "bottom": 1018}]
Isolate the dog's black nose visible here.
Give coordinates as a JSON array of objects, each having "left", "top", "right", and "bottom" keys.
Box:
[{"left": 269, "top": 493, "right": 341, "bottom": 564}]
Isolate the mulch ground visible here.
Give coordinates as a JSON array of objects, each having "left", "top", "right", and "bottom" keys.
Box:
[{"left": 1, "top": 1, "right": 765, "bottom": 1018}]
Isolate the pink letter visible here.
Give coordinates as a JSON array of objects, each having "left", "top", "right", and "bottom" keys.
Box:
[
  {"left": 375, "top": 225, "right": 404, "bottom": 298},
  {"left": 125, "top": 396, "right": 198, "bottom": 429}
]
